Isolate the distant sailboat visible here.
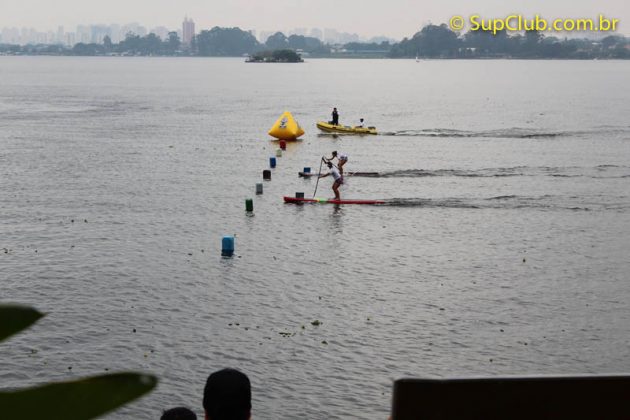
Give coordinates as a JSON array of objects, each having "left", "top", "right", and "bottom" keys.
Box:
[{"left": 415, "top": 54, "right": 419, "bottom": 62}]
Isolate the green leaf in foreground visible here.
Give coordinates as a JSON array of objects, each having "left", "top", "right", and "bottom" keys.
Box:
[
  {"left": 0, "top": 372, "right": 157, "bottom": 420},
  {"left": 0, "top": 305, "right": 44, "bottom": 342}
]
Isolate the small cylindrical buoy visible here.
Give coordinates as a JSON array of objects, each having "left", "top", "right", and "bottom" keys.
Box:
[
  {"left": 296, "top": 192, "right": 305, "bottom": 199},
  {"left": 263, "top": 170, "right": 271, "bottom": 180},
  {"left": 279, "top": 140, "right": 286, "bottom": 150},
  {"left": 270, "top": 157, "right": 277, "bottom": 168},
  {"left": 303, "top": 167, "right": 311, "bottom": 174},
  {"left": 255, "top": 183, "right": 263, "bottom": 194},
  {"left": 221, "top": 235, "right": 234, "bottom": 256},
  {"left": 276, "top": 149, "right": 282, "bottom": 157},
  {"left": 245, "top": 198, "right": 253, "bottom": 212}
]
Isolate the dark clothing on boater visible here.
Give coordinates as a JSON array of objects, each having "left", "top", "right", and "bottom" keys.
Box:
[{"left": 332, "top": 108, "right": 339, "bottom": 125}]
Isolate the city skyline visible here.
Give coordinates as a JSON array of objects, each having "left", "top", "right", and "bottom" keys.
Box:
[
  {"left": 2, "top": 0, "right": 628, "bottom": 39},
  {"left": 0, "top": 19, "right": 396, "bottom": 47}
]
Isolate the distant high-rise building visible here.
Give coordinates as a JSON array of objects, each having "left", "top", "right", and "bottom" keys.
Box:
[
  {"left": 182, "top": 17, "right": 195, "bottom": 45},
  {"left": 21, "top": 27, "right": 30, "bottom": 44},
  {"left": 90, "top": 25, "right": 110, "bottom": 44},
  {"left": 56, "top": 26, "right": 64, "bottom": 44},
  {"left": 150, "top": 26, "right": 170, "bottom": 40},
  {"left": 2, "top": 27, "right": 19, "bottom": 44},
  {"left": 338, "top": 32, "right": 360, "bottom": 44},
  {"left": 309, "top": 28, "right": 323, "bottom": 41},
  {"left": 290, "top": 28, "right": 307, "bottom": 36},
  {"left": 77, "top": 25, "right": 91, "bottom": 43},
  {"left": 323, "top": 28, "right": 339, "bottom": 43},
  {"left": 65, "top": 32, "right": 76, "bottom": 47},
  {"left": 121, "top": 22, "right": 146, "bottom": 38},
  {"left": 110, "top": 24, "right": 122, "bottom": 43}
]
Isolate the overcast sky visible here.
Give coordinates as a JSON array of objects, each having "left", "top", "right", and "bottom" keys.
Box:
[{"left": 2, "top": 0, "right": 629, "bottom": 38}]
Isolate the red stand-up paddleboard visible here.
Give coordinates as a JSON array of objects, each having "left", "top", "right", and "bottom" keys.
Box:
[
  {"left": 284, "top": 196, "right": 385, "bottom": 205},
  {"left": 299, "top": 171, "right": 379, "bottom": 178}
]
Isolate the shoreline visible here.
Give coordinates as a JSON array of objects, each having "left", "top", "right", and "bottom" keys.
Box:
[{"left": 1, "top": 53, "right": 628, "bottom": 60}]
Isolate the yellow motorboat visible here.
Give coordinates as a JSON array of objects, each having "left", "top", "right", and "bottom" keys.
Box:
[{"left": 316, "top": 121, "right": 377, "bottom": 135}]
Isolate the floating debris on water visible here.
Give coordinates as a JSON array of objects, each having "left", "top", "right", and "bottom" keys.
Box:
[{"left": 311, "top": 320, "right": 322, "bottom": 326}]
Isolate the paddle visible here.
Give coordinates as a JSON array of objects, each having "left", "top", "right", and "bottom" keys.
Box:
[{"left": 312, "top": 156, "right": 325, "bottom": 198}]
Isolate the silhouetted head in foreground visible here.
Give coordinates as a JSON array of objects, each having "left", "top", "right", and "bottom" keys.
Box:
[
  {"left": 161, "top": 407, "right": 197, "bottom": 420},
  {"left": 203, "top": 368, "right": 251, "bottom": 420}
]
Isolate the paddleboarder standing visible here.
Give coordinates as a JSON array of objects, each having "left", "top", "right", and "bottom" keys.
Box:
[
  {"left": 325, "top": 151, "right": 348, "bottom": 176},
  {"left": 319, "top": 161, "right": 343, "bottom": 200}
]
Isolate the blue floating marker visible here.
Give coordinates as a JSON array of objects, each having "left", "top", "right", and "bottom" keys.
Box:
[
  {"left": 303, "top": 167, "right": 311, "bottom": 174},
  {"left": 221, "top": 235, "right": 234, "bottom": 257},
  {"left": 270, "top": 157, "right": 277, "bottom": 168}
]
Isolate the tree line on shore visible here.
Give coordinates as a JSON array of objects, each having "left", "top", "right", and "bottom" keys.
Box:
[{"left": 1, "top": 24, "right": 628, "bottom": 59}]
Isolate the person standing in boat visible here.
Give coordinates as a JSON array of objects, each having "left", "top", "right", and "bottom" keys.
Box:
[
  {"left": 358, "top": 118, "right": 365, "bottom": 127},
  {"left": 319, "top": 161, "right": 343, "bottom": 200},
  {"left": 331, "top": 107, "right": 339, "bottom": 126},
  {"left": 325, "top": 151, "right": 348, "bottom": 176}
]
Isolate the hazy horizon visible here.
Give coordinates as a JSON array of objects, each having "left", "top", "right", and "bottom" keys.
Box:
[{"left": 2, "top": 0, "right": 629, "bottom": 39}]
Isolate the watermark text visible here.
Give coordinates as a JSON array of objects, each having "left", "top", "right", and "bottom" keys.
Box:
[{"left": 449, "top": 15, "right": 620, "bottom": 34}]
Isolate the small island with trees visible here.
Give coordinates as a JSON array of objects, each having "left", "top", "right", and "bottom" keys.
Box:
[{"left": 246, "top": 49, "right": 304, "bottom": 63}]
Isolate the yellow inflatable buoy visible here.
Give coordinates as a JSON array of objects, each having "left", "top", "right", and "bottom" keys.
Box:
[{"left": 268, "top": 111, "right": 305, "bottom": 140}]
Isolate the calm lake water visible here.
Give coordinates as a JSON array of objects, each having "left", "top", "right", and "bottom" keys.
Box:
[{"left": 1, "top": 57, "right": 629, "bottom": 419}]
